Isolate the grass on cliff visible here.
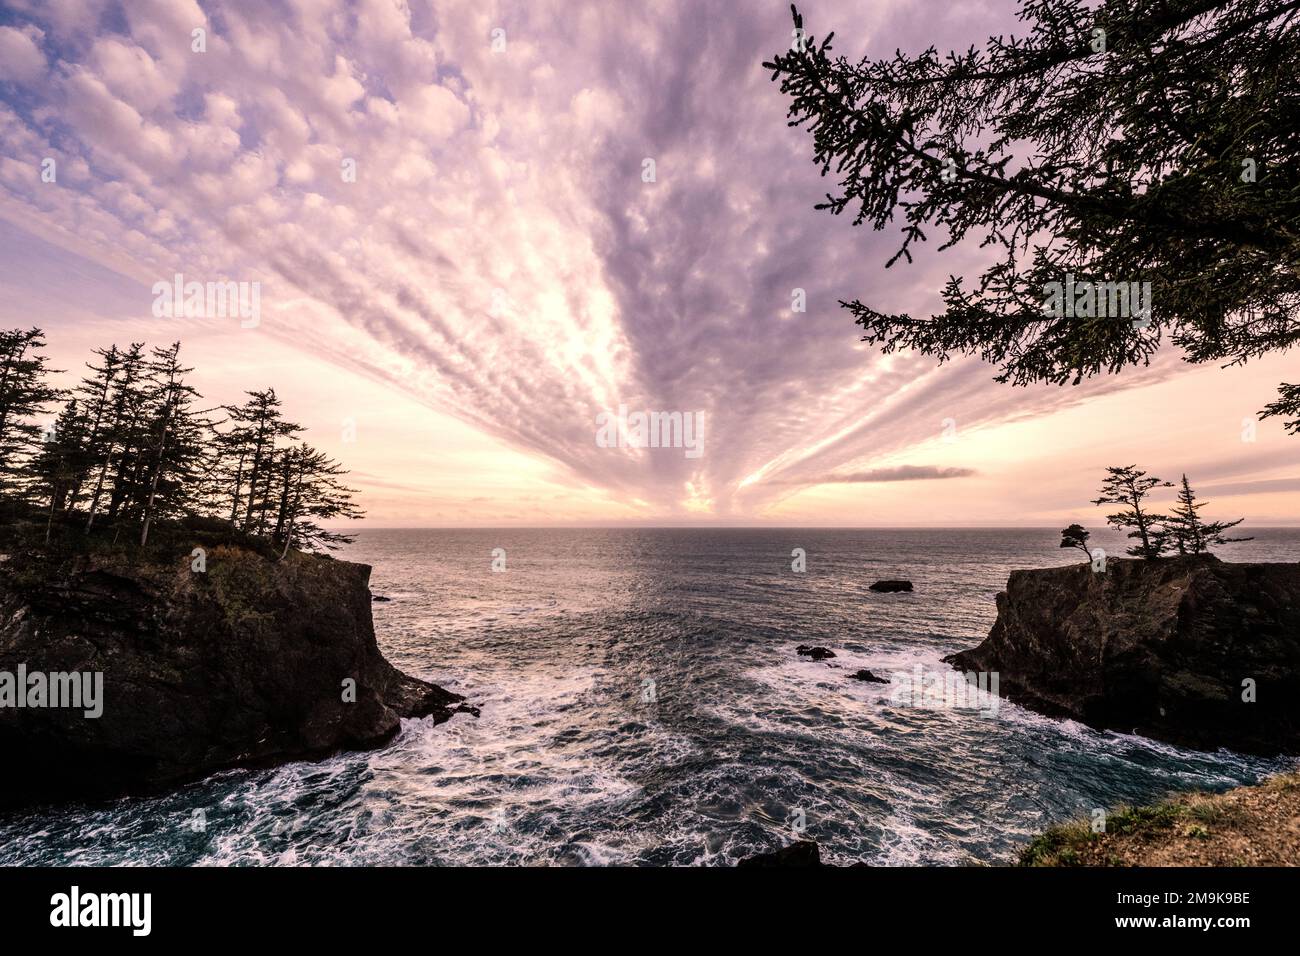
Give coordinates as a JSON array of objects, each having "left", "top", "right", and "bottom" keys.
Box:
[
  {"left": 0, "top": 502, "right": 327, "bottom": 594},
  {"left": 2, "top": 502, "right": 276, "bottom": 554},
  {"left": 1021, "top": 771, "right": 1300, "bottom": 866}
]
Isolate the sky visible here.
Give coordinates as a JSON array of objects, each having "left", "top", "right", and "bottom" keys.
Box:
[{"left": 0, "top": 0, "right": 1296, "bottom": 527}]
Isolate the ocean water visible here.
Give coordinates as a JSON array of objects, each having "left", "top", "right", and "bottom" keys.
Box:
[{"left": 2, "top": 527, "right": 1296, "bottom": 867}]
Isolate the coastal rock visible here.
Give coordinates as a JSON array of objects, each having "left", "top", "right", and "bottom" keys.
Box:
[
  {"left": 0, "top": 545, "right": 472, "bottom": 808},
  {"left": 869, "top": 580, "right": 913, "bottom": 593},
  {"left": 371, "top": 594, "right": 392, "bottom": 602},
  {"left": 796, "top": 644, "right": 836, "bottom": 660},
  {"left": 944, "top": 556, "right": 1300, "bottom": 755},
  {"left": 737, "top": 841, "right": 823, "bottom": 867},
  {"left": 848, "top": 669, "right": 890, "bottom": 684}
]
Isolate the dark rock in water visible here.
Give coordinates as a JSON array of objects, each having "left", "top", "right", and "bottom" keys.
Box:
[
  {"left": 737, "top": 841, "right": 823, "bottom": 867},
  {"left": 736, "top": 841, "right": 871, "bottom": 868},
  {"left": 796, "top": 644, "right": 836, "bottom": 660},
  {"left": 0, "top": 547, "right": 474, "bottom": 808},
  {"left": 848, "top": 669, "right": 890, "bottom": 684},
  {"left": 371, "top": 594, "right": 392, "bottom": 602},
  {"left": 869, "top": 580, "right": 913, "bottom": 592},
  {"left": 944, "top": 556, "right": 1300, "bottom": 755}
]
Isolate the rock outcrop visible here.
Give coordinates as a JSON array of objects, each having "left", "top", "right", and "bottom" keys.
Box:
[
  {"left": 869, "top": 580, "right": 913, "bottom": 593},
  {"left": 737, "top": 841, "right": 825, "bottom": 867},
  {"left": 848, "top": 669, "right": 890, "bottom": 684},
  {"left": 796, "top": 644, "right": 836, "bottom": 660},
  {"left": 945, "top": 556, "right": 1300, "bottom": 755},
  {"left": 0, "top": 544, "right": 473, "bottom": 808}
]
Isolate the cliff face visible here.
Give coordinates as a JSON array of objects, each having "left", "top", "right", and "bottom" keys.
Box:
[
  {"left": 945, "top": 556, "right": 1300, "bottom": 755},
  {"left": 0, "top": 545, "right": 471, "bottom": 808}
]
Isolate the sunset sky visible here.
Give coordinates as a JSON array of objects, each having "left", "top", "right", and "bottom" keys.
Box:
[{"left": 1, "top": 0, "right": 1296, "bottom": 527}]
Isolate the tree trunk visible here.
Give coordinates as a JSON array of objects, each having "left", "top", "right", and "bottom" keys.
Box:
[{"left": 139, "top": 396, "right": 174, "bottom": 548}]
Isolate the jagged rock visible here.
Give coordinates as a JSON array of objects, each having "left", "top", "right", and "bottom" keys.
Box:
[
  {"left": 944, "top": 556, "right": 1300, "bottom": 755},
  {"left": 848, "top": 669, "right": 890, "bottom": 684},
  {"left": 371, "top": 593, "right": 392, "bottom": 602},
  {"left": 737, "top": 841, "right": 823, "bottom": 867},
  {"left": 0, "top": 545, "right": 473, "bottom": 808},
  {"left": 796, "top": 644, "right": 836, "bottom": 660},
  {"left": 869, "top": 580, "right": 913, "bottom": 592}
]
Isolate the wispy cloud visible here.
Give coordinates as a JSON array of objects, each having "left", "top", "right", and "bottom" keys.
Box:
[{"left": 777, "top": 465, "right": 978, "bottom": 485}]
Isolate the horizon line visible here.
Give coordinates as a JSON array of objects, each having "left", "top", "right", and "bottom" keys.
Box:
[{"left": 335, "top": 524, "right": 1300, "bottom": 531}]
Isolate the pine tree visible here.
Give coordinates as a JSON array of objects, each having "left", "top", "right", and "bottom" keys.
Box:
[
  {"left": 31, "top": 399, "right": 88, "bottom": 541},
  {"left": 273, "top": 442, "right": 363, "bottom": 555},
  {"left": 1092, "top": 466, "right": 1172, "bottom": 559},
  {"left": 137, "top": 343, "right": 206, "bottom": 546},
  {"left": 223, "top": 389, "right": 300, "bottom": 534},
  {"left": 1059, "top": 523, "right": 1091, "bottom": 560},
  {"left": 84, "top": 343, "right": 147, "bottom": 532},
  {"left": 765, "top": 1, "right": 1300, "bottom": 431},
  {"left": 3, "top": 332, "right": 363, "bottom": 559},
  {"left": 65, "top": 345, "right": 123, "bottom": 512},
  {"left": 1165, "top": 474, "right": 1251, "bottom": 554},
  {"left": 0, "top": 328, "right": 63, "bottom": 500},
  {"left": 203, "top": 407, "right": 252, "bottom": 528}
]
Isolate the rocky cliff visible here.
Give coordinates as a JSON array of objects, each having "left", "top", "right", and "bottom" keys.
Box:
[
  {"left": 945, "top": 556, "right": 1300, "bottom": 755},
  {"left": 0, "top": 544, "right": 472, "bottom": 808}
]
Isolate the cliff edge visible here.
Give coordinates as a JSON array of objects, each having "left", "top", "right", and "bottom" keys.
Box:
[
  {"left": 0, "top": 543, "right": 473, "bottom": 808},
  {"left": 1021, "top": 771, "right": 1300, "bottom": 866},
  {"left": 945, "top": 555, "right": 1300, "bottom": 755}
]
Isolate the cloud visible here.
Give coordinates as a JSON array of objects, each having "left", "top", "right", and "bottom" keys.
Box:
[
  {"left": 0, "top": 0, "right": 1247, "bottom": 522},
  {"left": 800, "top": 465, "right": 979, "bottom": 484},
  {"left": 0, "top": 25, "right": 48, "bottom": 84},
  {"left": 1200, "top": 477, "right": 1300, "bottom": 497}
]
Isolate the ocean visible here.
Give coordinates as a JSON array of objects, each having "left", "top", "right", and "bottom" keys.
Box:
[{"left": 2, "top": 527, "right": 1296, "bottom": 866}]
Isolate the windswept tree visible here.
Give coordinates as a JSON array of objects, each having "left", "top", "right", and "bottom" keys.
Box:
[
  {"left": 1165, "top": 474, "right": 1251, "bottom": 554},
  {"left": 137, "top": 343, "right": 207, "bottom": 546},
  {"left": 64, "top": 345, "right": 123, "bottom": 512},
  {"left": 222, "top": 389, "right": 300, "bottom": 534},
  {"left": 84, "top": 342, "right": 147, "bottom": 532},
  {"left": 1059, "top": 523, "right": 1091, "bottom": 560},
  {"left": 0, "top": 328, "right": 63, "bottom": 498},
  {"left": 766, "top": 1, "right": 1300, "bottom": 426},
  {"left": 31, "top": 399, "right": 88, "bottom": 541},
  {"left": 1092, "top": 466, "right": 1172, "bottom": 558},
  {"left": 1, "top": 331, "right": 363, "bottom": 556},
  {"left": 271, "top": 442, "right": 363, "bottom": 556}
]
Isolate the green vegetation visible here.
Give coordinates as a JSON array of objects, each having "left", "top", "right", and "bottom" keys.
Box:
[
  {"left": 1015, "top": 773, "right": 1300, "bottom": 867},
  {"left": 1022, "top": 799, "right": 1223, "bottom": 866}
]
